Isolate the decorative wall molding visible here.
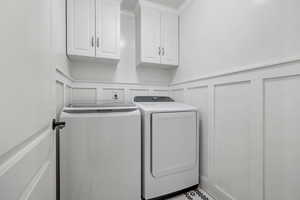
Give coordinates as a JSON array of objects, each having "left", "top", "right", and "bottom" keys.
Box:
[
  {"left": 187, "top": 85, "right": 208, "bottom": 90},
  {"left": 262, "top": 74, "right": 300, "bottom": 200},
  {"left": 169, "top": 59, "right": 300, "bottom": 200},
  {"left": 171, "top": 55, "right": 300, "bottom": 86},
  {"left": 171, "top": 88, "right": 184, "bottom": 92},
  {"left": 56, "top": 68, "right": 171, "bottom": 106},
  {"left": 153, "top": 89, "right": 169, "bottom": 92},
  {"left": 74, "top": 79, "right": 169, "bottom": 87}
]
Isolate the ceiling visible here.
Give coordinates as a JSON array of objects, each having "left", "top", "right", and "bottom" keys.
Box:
[{"left": 121, "top": 0, "right": 187, "bottom": 12}]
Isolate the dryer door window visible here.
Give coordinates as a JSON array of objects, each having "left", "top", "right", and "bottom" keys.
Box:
[{"left": 151, "top": 111, "right": 198, "bottom": 178}]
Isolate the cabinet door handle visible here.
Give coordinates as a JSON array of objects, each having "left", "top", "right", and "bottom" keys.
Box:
[
  {"left": 91, "top": 36, "right": 94, "bottom": 47},
  {"left": 162, "top": 48, "right": 165, "bottom": 56},
  {"left": 158, "top": 47, "right": 161, "bottom": 56},
  {"left": 97, "top": 37, "right": 100, "bottom": 48}
]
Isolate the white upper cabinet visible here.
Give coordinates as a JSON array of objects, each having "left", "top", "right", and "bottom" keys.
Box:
[
  {"left": 161, "top": 13, "right": 179, "bottom": 66},
  {"left": 140, "top": 6, "right": 161, "bottom": 64},
  {"left": 67, "top": 0, "right": 95, "bottom": 57},
  {"left": 136, "top": 1, "right": 179, "bottom": 67},
  {"left": 67, "top": 0, "right": 120, "bottom": 61},
  {"left": 96, "top": 0, "right": 120, "bottom": 59}
]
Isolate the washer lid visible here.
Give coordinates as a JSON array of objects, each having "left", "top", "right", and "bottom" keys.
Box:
[{"left": 63, "top": 101, "right": 138, "bottom": 113}]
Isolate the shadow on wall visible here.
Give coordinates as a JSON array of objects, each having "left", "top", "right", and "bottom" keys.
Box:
[
  {"left": 136, "top": 67, "right": 176, "bottom": 84},
  {"left": 70, "top": 59, "right": 119, "bottom": 82},
  {"left": 70, "top": 59, "right": 175, "bottom": 85}
]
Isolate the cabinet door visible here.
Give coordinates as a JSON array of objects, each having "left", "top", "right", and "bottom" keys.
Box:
[
  {"left": 67, "top": 0, "right": 95, "bottom": 57},
  {"left": 161, "top": 13, "right": 179, "bottom": 66},
  {"left": 141, "top": 6, "right": 161, "bottom": 64},
  {"left": 96, "top": 0, "right": 120, "bottom": 59}
]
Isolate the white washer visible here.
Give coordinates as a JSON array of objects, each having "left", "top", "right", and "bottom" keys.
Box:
[
  {"left": 60, "top": 102, "right": 141, "bottom": 200},
  {"left": 135, "top": 96, "right": 199, "bottom": 200}
]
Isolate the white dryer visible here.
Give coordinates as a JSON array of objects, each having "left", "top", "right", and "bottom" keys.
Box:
[{"left": 135, "top": 96, "right": 199, "bottom": 199}]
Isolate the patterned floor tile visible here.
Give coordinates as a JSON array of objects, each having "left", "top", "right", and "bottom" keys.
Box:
[{"left": 166, "top": 188, "right": 215, "bottom": 200}]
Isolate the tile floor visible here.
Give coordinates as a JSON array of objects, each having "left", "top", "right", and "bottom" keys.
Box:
[{"left": 167, "top": 188, "right": 215, "bottom": 200}]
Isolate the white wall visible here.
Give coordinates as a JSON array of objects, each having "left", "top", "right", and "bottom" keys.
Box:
[
  {"left": 52, "top": 0, "right": 72, "bottom": 77},
  {"left": 70, "top": 13, "right": 173, "bottom": 85},
  {"left": 173, "top": 0, "right": 300, "bottom": 83},
  {"left": 170, "top": 0, "right": 300, "bottom": 200}
]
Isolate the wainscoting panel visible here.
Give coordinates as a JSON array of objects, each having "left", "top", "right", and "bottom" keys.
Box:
[
  {"left": 56, "top": 60, "right": 300, "bottom": 200},
  {"left": 56, "top": 69, "right": 73, "bottom": 109},
  {"left": 213, "top": 81, "right": 252, "bottom": 200},
  {"left": 70, "top": 81, "right": 170, "bottom": 104},
  {"left": 264, "top": 75, "right": 300, "bottom": 200},
  {"left": 152, "top": 89, "right": 170, "bottom": 97},
  {"left": 128, "top": 89, "right": 150, "bottom": 101},
  {"left": 72, "top": 88, "right": 97, "bottom": 104},
  {"left": 171, "top": 89, "right": 185, "bottom": 102},
  {"left": 65, "top": 85, "right": 72, "bottom": 106},
  {"left": 56, "top": 81, "right": 64, "bottom": 115},
  {"left": 186, "top": 87, "right": 209, "bottom": 180},
  {"left": 169, "top": 60, "right": 300, "bottom": 200}
]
